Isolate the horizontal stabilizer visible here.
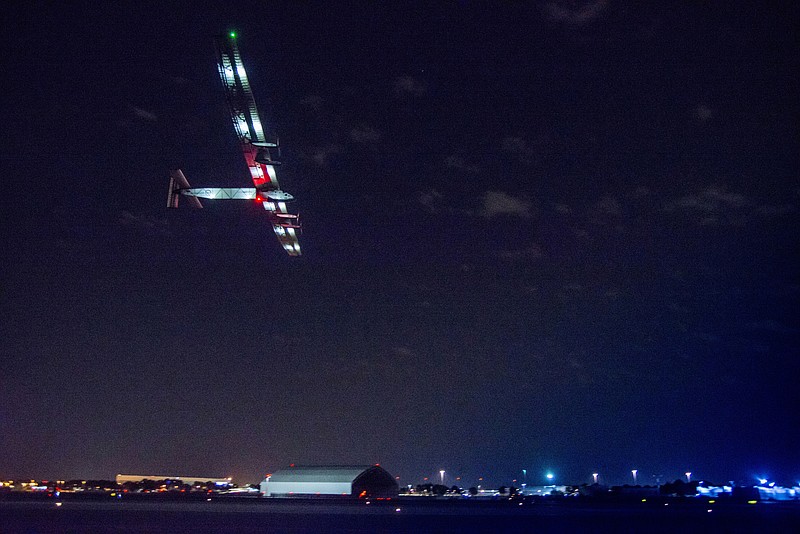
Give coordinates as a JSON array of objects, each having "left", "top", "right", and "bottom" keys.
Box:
[{"left": 168, "top": 169, "right": 203, "bottom": 208}]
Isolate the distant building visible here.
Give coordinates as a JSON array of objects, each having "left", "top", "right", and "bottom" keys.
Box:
[
  {"left": 524, "top": 485, "right": 568, "bottom": 496},
  {"left": 260, "top": 465, "right": 398, "bottom": 498},
  {"left": 115, "top": 474, "right": 231, "bottom": 486}
]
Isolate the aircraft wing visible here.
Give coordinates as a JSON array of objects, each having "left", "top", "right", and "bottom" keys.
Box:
[{"left": 214, "top": 33, "right": 301, "bottom": 256}]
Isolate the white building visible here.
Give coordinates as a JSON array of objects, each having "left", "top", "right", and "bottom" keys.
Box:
[
  {"left": 115, "top": 474, "right": 231, "bottom": 486},
  {"left": 260, "top": 465, "right": 398, "bottom": 497}
]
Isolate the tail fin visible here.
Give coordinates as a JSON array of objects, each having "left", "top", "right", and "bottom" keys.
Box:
[{"left": 168, "top": 169, "right": 203, "bottom": 209}]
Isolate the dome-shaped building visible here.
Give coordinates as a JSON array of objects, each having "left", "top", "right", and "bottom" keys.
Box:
[{"left": 260, "top": 465, "right": 398, "bottom": 498}]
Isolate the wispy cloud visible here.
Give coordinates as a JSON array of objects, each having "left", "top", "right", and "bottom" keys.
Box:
[
  {"left": 593, "top": 196, "right": 621, "bottom": 216},
  {"left": 119, "top": 211, "right": 169, "bottom": 235},
  {"left": 544, "top": 0, "right": 608, "bottom": 25},
  {"left": 299, "top": 94, "right": 323, "bottom": 113},
  {"left": 310, "top": 144, "right": 342, "bottom": 166},
  {"left": 694, "top": 104, "right": 714, "bottom": 122},
  {"left": 444, "top": 155, "right": 480, "bottom": 174},
  {"left": 130, "top": 105, "right": 158, "bottom": 122},
  {"left": 671, "top": 185, "right": 747, "bottom": 213},
  {"left": 479, "top": 191, "right": 534, "bottom": 218},
  {"left": 665, "top": 185, "right": 795, "bottom": 225},
  {"left": 554, "top": 203, "right": 573, "bottom": 214},
  {"left": 390, "top": 346, "right": 416, "bottom": 357},
  {"left": 418, "top": 190, "right": 443, "bottom": 214},
  {"left": 394, "top": 76, "right": 427, "bottom": 97},
  {"left": 350, "top": 125, "right": 381, "bottom": 144},
  {"left": 756, "top": 204, "right": 795, "bottom": 217},
  {"left": 499, "top": 244, "right": 545, "bottom": 262}
]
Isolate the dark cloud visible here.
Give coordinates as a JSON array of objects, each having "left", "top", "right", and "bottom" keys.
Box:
[
  {"left": 310, "top": 144, "right": 342, "bottom": 167},
  {"left": 665, "top": 186, "right": 748, "bottom": 224},
  {"left": 394, "top": 76, "right": 427, "bottom": 96},
  {"left": 553, "top": 203, "right": 573, "bottom": 214},
  {"left": 479, "top": 191, "right": 534, "bottom": 218},
  {"left": 593, "top": 196, "right": 621, "bottom": 216},
  {"left": 694, "top": 104, "right": 714, "bottom": 122},
  {"left": 543, "top": 0, "right": 608, "bottom": 25},
  {"left": 499, "top": 244, "right": 545, "bottom": 262},
  {"left": 299, "top": 95, "right": 323, "bottom": 113},
  {"left": 119, "top": 211, "right": 169, "bottom": 235},
  {"left": 444, "top": 155, "right": 480, "bottom": 174},
  {"left": 130, "top": 106, "right": 158, "bottom": 122},
  {"left": 349, "top": 125, "right": 381, "bottom": 144},
  {"left": 418, "top": 190, "right": 443, "bottom": 214},
  {"left": 500, "top": 136, "right": 535, "bottom": 164}
]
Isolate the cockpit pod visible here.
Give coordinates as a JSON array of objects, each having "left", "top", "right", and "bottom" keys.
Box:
[{"left": 263, "top": 190, "right": 294, "bottom": 201}]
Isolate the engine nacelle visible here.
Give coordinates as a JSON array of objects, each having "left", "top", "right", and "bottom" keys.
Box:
[{"left": 255, "top": 148, "right": 281, "bottom": 165}]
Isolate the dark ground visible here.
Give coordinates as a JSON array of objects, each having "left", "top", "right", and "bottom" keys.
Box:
[{"left": 1, "top": 496, "right": 798, "bottom": 533}]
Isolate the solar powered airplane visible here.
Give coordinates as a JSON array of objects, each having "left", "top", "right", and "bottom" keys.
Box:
[{"left": 168, "top": 32, "right": 301, "bottom": 256}]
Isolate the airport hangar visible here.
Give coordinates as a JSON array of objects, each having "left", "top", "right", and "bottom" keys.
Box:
[{"left": 260, "top": 465, "right": 399, "bottom": 497}]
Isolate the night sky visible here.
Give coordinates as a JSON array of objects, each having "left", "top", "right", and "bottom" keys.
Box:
[{"left": 2, "top": 1, "right": 798, "bottom": 487}]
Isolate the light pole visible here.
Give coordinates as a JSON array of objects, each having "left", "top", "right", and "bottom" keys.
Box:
[
  {"left": 685, "top": 472, "right": 691, "bottom": 483},
  {"left": 440, "top": 470, "right": 445, "bottom": 486},
  {"left": 631, "top": 470, "right": 638, "bottom": 485},
  {"left": 592, "top": 473, "right": 599, "bottom": 484}
]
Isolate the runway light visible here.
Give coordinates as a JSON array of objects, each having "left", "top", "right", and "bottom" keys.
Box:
[
  {"left": 55, "top": 502, "right": 62, "bottom": 507},
  {"left": 395, "top": 508, "right": 401, "bottom": 512}
]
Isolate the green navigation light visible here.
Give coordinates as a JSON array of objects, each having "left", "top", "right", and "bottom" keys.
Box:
[{"left": 230, "top": 31, "right": 237, "bottom": 38}]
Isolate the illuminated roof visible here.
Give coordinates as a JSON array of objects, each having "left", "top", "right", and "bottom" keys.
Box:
[{"left": 268, "top": 466, "right": 383, "bottom": 484}]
